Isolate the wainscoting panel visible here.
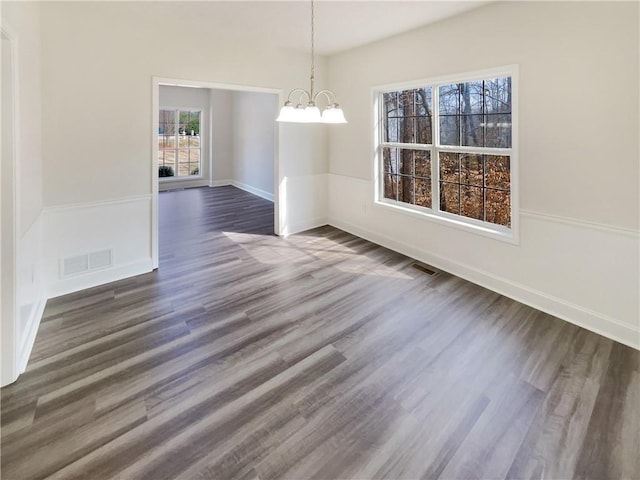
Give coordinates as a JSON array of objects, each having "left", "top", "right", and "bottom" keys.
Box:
[{"left": 43, "top": 195, "right": 154, "bottom": 299}]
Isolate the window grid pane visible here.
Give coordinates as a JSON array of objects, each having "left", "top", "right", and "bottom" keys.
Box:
[
  {"left": 380, "top": 74, "right": 512, "bottom": 230},
  {"left": 439, "top": 78, "right": 512, "bottom": 148},
  {"left": 158, "top": 109, "right": 201, "bottom": 179},
  {"left": 382, "top": 147, "right": 432, "bottom": 209},
  {"left": 438, "top": 152, "right": 511, "bottom": 227},
  {"left": 383, "top": 88, "right": 433, "bottom": 145}
]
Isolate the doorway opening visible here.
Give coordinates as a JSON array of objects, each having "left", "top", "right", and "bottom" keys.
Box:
[{"left": 151, "top": 78, "right": 281, "bottom": 270}]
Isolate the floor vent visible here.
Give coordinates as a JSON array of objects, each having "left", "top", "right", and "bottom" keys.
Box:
[
  {"left": 61, "top": 249, "right": 113, "bottom": 278},
  {"left": 412, "top": 261, "right": 438, "bottom": 276}
]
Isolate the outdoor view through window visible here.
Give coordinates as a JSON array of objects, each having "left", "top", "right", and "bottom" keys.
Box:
[
  {"left": 380, "top": 74, "right": 513, "bottom": 230},
  {"left": 158, "top": 109, "right": 202, "bottom": 179}
]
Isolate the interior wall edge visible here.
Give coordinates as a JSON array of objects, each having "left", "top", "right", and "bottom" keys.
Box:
[
  {"left": 1, "top": 211, "right": 47, "bottom": 387},
  {"left": 280, "top": 173, "right": 329, "bottom": 236}
]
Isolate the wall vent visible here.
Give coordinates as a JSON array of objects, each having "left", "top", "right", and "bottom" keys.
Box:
[
  {"left": 61, "top": 249, "right": 113, "bottom": 278},
  {"left": 63, "top": 254, "right": 89, "bottom": 276},
  {"left": 89, "top": 250, "right": 112, "bottom": 270},
  {"left": 411, "top": 261, "right": 438, "bottom": 276}
]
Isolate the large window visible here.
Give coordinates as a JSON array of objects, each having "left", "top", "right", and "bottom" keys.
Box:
[
  {"left": 378, "top": 68, "right": 516, "bottom": 237},
  {"left": 158, "top": 109, "right": 201, "bottom": 179}
]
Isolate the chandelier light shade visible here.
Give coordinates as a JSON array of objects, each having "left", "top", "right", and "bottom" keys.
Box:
[{"left": 276, "top": 0, "right": 347, "bottom": 124}]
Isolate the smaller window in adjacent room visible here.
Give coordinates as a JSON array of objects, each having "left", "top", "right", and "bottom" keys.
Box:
[
  {"left": 377, "top": 67, "right": 517, "bottom": 239},
  {"left": 158, "top": 109, "right": 202, "bottom": 179}
]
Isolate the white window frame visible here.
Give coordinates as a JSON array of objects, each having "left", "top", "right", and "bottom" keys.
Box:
[
  {"left": 158, "top": 108, "right": 203, "bottom": 182},
  {"left": 373, "top": 65, "right": 519, "bottom": 244}
]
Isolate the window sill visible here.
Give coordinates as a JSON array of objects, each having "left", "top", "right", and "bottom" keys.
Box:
[{"left": 374, "top": 198, "right": 519, "bottom": 245}]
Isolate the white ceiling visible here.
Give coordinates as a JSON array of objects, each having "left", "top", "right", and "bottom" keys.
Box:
[{"left": 154, "top": 1, "right": 489, "bottom": 56}]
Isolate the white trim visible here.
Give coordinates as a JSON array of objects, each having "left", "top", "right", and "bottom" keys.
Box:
[
  {"left": 329, "top": 173, "right": 638, "bottom": 239},
  {"left": 282, "top": 216, "right": 328, "bottom": 237},
  {"left": 230, "top": 181, "right": 274, "bottom": 202},
  {"left": 328, "top": 217, "right": 639, "bottom": 351},
  {"left": 154, "top": 77, "right": 281, "bottom": 95},
  {"left": 159, "top": 176, "right": 206, "bottom": 183},
  {"left": 374, "top": 64, "right": 519, "bottom": 93},
  {"left": 162, "top": 180, "right": 275, "bottom": 203},
  {"left": 43, "top": 194, "right": 152, "bottom": 214},
  {"left": 335, "top": 174, "right": 370, "bottom": 185},
  {"left": 42, "top": 195, "right": 154, "bottom": 300},
  {"left": 374, "top": 198, "right": 516, "bottom": 243},
  {"left": 16, "top": 298, "right": 47, "bottom": 375},
  {"left": 521, "top": 209, "right": 639, "bottom": 238},
  {"left": 1, "top": 23, "right": 20, "bottom": 386},
  {"left": 47, "top": 259, "right": 153, "bottom": 300},
  {"left": 152, "top": 78, "right": 160, "bottom": 269},
  {"left": 159, "top": 178, "right": 210, "bottom": 192},
  {"left": 211, "top": 179, "right": 233, "bottom": 187},
  {"left": 208, "top": 94, "right": 214, "bottom": 188}
]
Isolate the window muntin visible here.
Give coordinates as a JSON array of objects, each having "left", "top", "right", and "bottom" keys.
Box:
[
  {"left": 438, "top": 152, "right": 511, "bottom": 226},
  {"left": 378, "top": 71, "right": 514, "bottom": 233},
  {"left": 439, "top": 78, "right": 512, "bottom": 148},
  {"left": 383, "top": 88, "right": 433, "bottom": 145},
  {"left": 383, "top": 148, "right": 432, "bottom": 208},
  {"left": 158, "top": 109, "right": 201, "bottom": 179}
]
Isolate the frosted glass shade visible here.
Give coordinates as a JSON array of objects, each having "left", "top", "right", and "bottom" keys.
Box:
[
  {"left": 276, "top": 105, "right": 297, "bottom": 122},
  {"left": 322, "top": 106, "right": 347, "bottom": 124},
  {"left": 303, "top": 105, "right": 322, "bottom": 123},
  {"left": 277, "top": 104, "right": 326, "bottom": 123}
]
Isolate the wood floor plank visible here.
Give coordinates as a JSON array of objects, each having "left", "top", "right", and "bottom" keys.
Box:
[
  {"left": 573, "top": 342, "right": 640, "bottom": 480},
  {"left": 2, "top": 400, "right": 147, "bottom": 480},
  {"left": 506, "top": 330, "right": 614, "bottom": 479},
  {"left": 1, "top": 185, "right": 637, "bottom": 480}
]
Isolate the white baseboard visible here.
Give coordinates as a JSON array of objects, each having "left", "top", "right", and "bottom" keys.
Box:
[
  {"left": 283, "top": 216, "right": 328, "bottom": 237},
  {"left": 48, "top": 259, "right": 153, "bottom": 300},
  {"left": 210, "top": 180, "right": 274, "bottom": 202},
  {"left": 329, "top": 217, "right": 640, "bottom": 350},
  {"left": 159, "top": 179, "right": 210, "bottom": 191},
  {"left": 17, "top": 298, "right": 47, "bottom": 375},
  {"left": 230, "top": 180, "right": 274, "bottom": 202},
  {"left": 211, "top": 179, "right": 232, "bottom": 187}
]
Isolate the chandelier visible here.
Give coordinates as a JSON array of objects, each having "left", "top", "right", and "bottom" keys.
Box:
[{"left": 276, "top": 0, "right": 347, "bottom": 124}]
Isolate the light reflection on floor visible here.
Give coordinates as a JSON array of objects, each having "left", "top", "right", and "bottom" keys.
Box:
[{"left": 222, "top": 230, "right": 413, "bottom": 280}]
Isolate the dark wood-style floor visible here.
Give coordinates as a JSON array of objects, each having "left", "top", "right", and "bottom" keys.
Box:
[{"left": 1, "top": 186, "right": 638, "bottom": 480}]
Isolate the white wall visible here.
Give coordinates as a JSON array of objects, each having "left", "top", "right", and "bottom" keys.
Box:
[
  {"left": 231, "top": 91, "right": 277, "bottom": 201},
  {"left": 39, "top": 2, "right": 330, "bottom": 297},
  {"left": 210, "top": 89, "right": 234, "bottom": 184},
  {"left": 41, "top": 1, "right": 327, "bottom": 204},
  {"left": 1, "top": 30, "right": 17, "bottom": 386},
  {"left": 326, "top": 1, "right": 640, "bottom": 348},
  {"left": 1, "top": 2, "right": 47, "bottom": 386}
]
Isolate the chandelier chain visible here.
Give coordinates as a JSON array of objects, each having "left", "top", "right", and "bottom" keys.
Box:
[
  {"left": 310, "top": 0, "right": 315, "bottom": 97},
  {"left": 275, "top": 0, "right": 346, "bottom": 123}
]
